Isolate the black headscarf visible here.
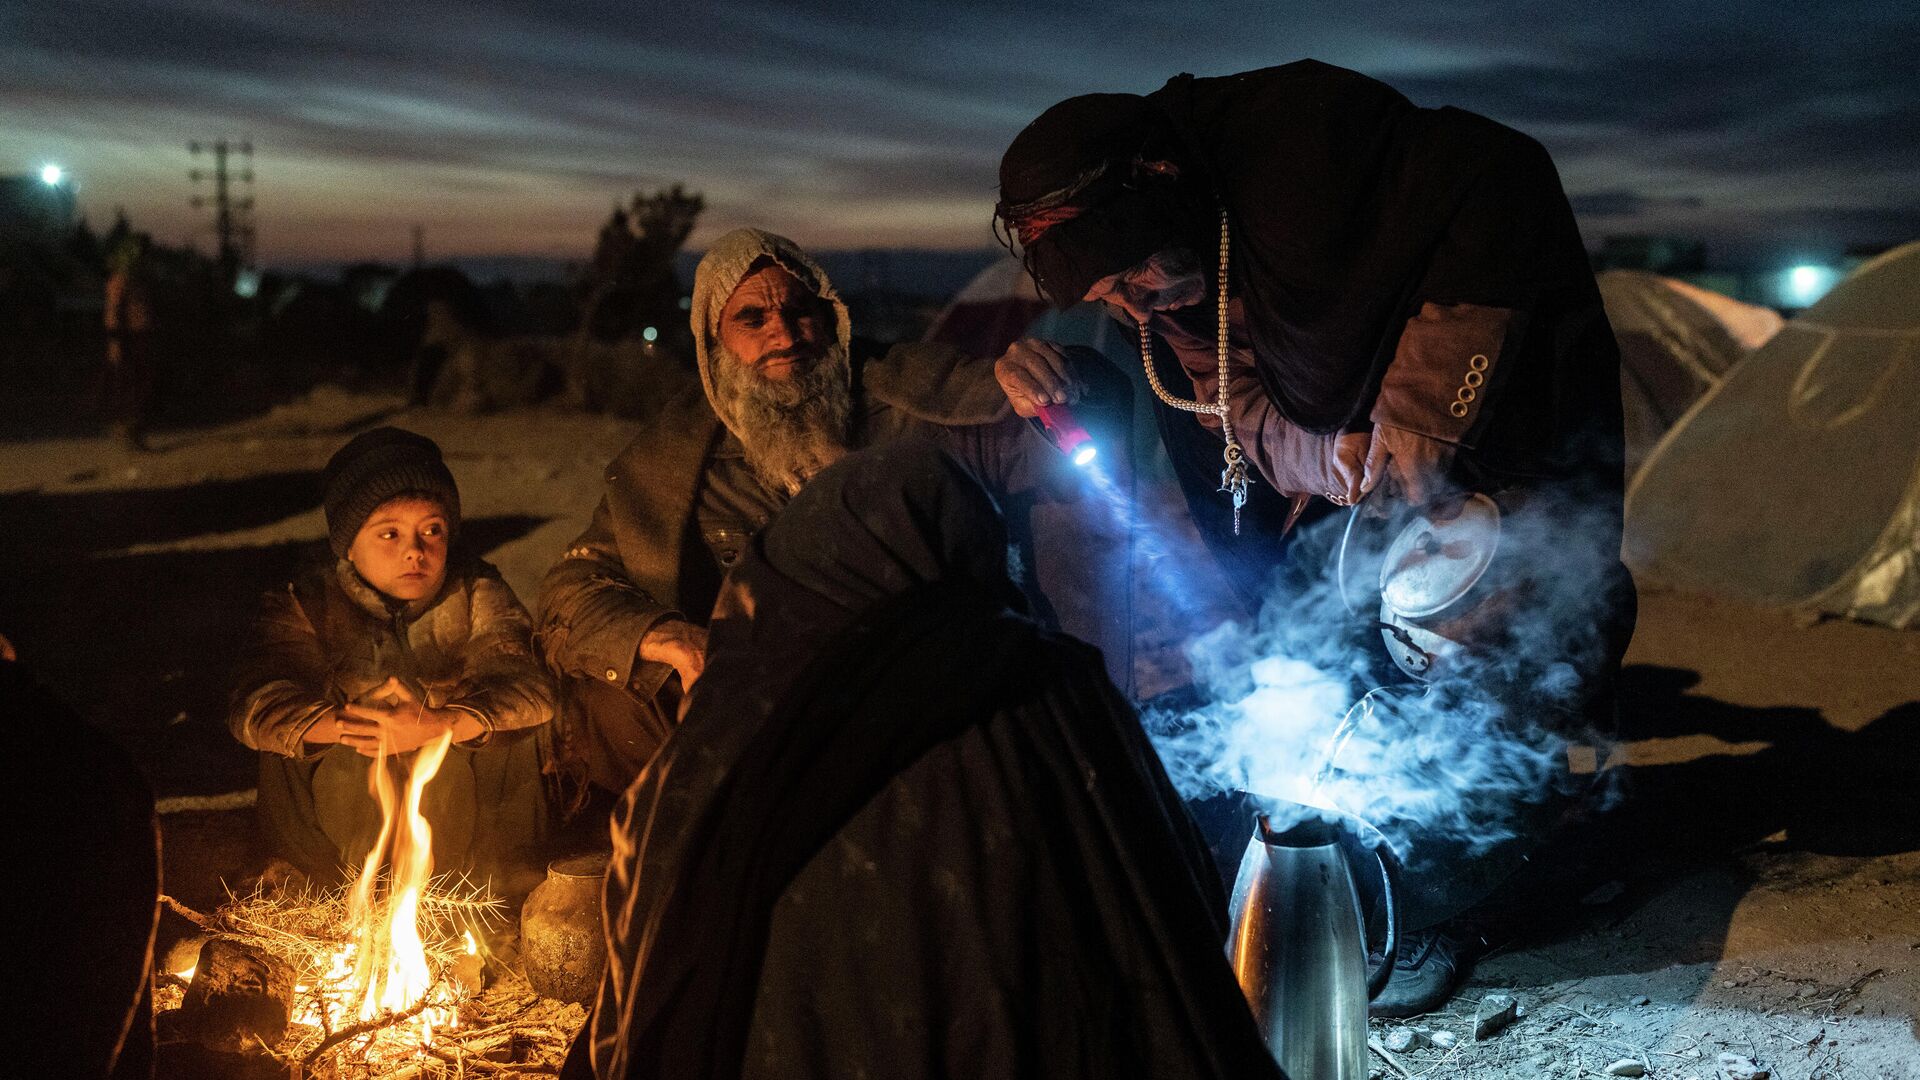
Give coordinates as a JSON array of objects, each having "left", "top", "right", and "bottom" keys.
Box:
[
  {"left": 576, "top": 439, "right": 1283, "bottom": 1080},
  {"left": 996, "top": 93, "right": 1214, "bottom": 309}
]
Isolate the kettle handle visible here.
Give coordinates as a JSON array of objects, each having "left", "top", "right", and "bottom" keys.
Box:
[{"left": 1354, "top": 819, "right": 1403, "bottom": 1001}]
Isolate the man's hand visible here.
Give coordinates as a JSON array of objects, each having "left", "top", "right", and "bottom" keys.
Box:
[
  {"left": 994, "top": 339, "right": 1084, "bottom": 419},
  {"left": 1361, "top": 423, "right": 1458, "bottom": 506},
  {"left": 640, "top": 620, "right": 708, "bottom": 691},
  {"left": 337, "top": 676, "right": 477, "bottom": 757}
]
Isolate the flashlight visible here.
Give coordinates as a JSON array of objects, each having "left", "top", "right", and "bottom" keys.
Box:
[{"left": 1031, "top": 403, "right": 1098, "bottom": 467}]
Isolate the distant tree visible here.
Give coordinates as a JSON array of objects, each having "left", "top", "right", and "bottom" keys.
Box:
[
  {"left": 67, "top": 216, "right": 102, "bottom": 270},
  {"left": 581, "top": 184, "right": 703, "bottom": 346},
  {"left": 100, "top": 209, "right": 134, "bottom": 263},
  {"left": 628, "top": 183, "right": 703, "bottom": 273}
]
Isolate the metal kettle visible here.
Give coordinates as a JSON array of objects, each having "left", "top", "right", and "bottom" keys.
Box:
[{"left": 1226, "top": 808, "right": 1401, "bottom": 1080}]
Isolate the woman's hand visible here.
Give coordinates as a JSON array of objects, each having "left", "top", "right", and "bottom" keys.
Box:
[
  {"left": 994, "top": 339, "right": 1084, "bottom": 419},
  {"left": 1328, "top": 432, "right": 1374, "bottom": 505},
  {"left": 337, "top": 676, "right": 480, "bottom": 757},
  {"left": 1361, "top": 423, "right": 1458, "bottom": 506}
]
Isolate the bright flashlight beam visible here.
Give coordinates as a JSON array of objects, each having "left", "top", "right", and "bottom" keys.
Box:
[
  {"left": 1033, "top": 403, "right": 1098, "bottom": 468},
  {"left": 40, "top": 164, "right": 64, "bottom": 186}
]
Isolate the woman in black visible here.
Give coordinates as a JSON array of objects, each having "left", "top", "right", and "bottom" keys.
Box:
[{"left": 571, "top": 438, "right": 1283, "bottom": 1080}]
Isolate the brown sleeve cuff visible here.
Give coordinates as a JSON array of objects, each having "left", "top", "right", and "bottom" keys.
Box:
[
  {"left": 288, "top": 703, "right": 337, "bottom": 760},
  {"left": 441, "top": 702, "right": 495, "bottom": 748},
  {"left": 1370, "top": 301, "right": 1515, "bottom": 446}
]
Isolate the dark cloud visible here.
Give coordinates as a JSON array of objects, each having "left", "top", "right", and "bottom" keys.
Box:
[{"left": 2, "top": 0, "right": 1913, "bottom": 261}]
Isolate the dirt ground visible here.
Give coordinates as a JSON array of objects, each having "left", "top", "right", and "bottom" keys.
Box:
[{"left": 3, "top": 387, "right": 1915, "bottom": 1078}]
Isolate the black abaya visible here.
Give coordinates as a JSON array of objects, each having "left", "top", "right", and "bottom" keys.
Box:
[{"left": 573, "top": 439, "right": 1282, "bottom": 1080}]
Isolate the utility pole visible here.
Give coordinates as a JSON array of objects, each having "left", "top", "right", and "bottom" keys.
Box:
[
  {"left": 411, "top": 224, "right": 426, "bottom": 268},
  {"left": 189, "top": 139, "right": 255, "bottom": 282}
]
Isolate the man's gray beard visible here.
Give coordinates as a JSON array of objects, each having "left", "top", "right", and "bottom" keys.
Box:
[{"left": 711, "top": 341, "right": 854, "bottom": 496}]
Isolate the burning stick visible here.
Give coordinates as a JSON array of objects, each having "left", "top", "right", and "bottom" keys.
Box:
[{"left": 299, "top": 993, "right": 436, "bottom": 1070}]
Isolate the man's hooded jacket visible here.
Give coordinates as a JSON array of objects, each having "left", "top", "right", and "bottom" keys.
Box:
[{"left": 538, "top": 229, "right": 1132, "bottom": 784}]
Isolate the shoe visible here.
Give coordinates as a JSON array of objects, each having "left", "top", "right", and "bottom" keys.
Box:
[{"left": 1368, "top": 924, "right": 1485, "bottom": 1018}]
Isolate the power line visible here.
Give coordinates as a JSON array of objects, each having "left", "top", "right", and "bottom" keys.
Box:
[{"left": 189, "top": 138, "right": 255, "bottom": 279}]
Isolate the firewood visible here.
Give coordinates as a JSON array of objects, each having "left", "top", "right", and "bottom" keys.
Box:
[{"left": 175, "top": 938, "right": 295, "bottom": 1053}]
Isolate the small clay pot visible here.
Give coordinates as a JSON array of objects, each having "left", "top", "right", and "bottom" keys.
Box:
[{"left": 520, "top": 853, "right": 609, "bottom": 1004}]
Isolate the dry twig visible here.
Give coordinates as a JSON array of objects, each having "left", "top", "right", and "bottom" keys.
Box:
[
  {"left": 156, "top": 876, "right": 580, "bottom": 1077},
  {"left": 300, "top": 996, "right": 434, "bottom": 1069},
  {"left": 159, "top": 893, "right": 218, "bottom": 930}
]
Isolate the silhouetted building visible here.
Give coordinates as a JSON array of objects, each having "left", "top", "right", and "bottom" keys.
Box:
[
  {"left": 1593, "top": 234, "right": 1708, "bottom": 274},
  {"left": 0, "top": 173, "right": 77, "bottom": 238}
]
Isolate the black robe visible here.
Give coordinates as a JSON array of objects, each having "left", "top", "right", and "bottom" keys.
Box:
[
  {"left": 571, "top": 439, "right": 1283, "bottom": 1080},
  {"left": 1140, "top": 63, "right": 1627, "bottom": 601},
  {"left": 3, "top": 659, "right": 157, "bottom": 1079}
]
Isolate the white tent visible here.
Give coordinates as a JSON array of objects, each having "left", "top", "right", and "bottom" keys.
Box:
[
  {"left": 1598, "top": 269, "right": 1783, "bottom": 476},
  {"left": 920, "top": 255, "right": 1048, "bottom": 361},
  {"left": 1624, "top": 242, "right": 1920, "bottom": 628}
]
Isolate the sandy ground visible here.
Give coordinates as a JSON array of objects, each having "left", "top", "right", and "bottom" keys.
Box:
[{"left": 3, "top": 387, "right": 1915, "bottom": 1078}]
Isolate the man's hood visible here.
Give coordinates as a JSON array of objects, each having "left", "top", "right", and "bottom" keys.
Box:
[{"left": 690, "top": 228, "right": 853, "bottom": 439}]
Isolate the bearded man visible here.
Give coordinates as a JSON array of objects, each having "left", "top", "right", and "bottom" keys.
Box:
[
  {"left": 992, "top": 61, "right": 1637, "bottom": 1016},
  {"left": 537, "top": 228, "right": 1130, "bottom": 794}
]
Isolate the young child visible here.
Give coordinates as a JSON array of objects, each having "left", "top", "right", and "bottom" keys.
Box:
[{"left": 229, "top": 427, "right": 555, "bottom": 888}]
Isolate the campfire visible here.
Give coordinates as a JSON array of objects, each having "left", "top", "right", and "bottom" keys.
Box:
[
  {"left": 327, "top": 730, "right": 463, "bottom": 1051},
  {"left": 157, "top": 732, "right": 585, "bottom": 1077}
]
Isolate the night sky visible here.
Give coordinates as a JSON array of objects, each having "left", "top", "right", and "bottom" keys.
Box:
[{"left": 4, "top": 0, "right": 1915, "bottom": 266}]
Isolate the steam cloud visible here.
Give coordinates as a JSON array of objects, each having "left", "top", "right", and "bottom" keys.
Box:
[{"left": 1146, "top": 487, "right": 1630, "bottom": 891}]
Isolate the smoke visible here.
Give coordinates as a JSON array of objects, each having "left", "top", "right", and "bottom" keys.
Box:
[{"left": 1146, "top": 485, "right": 1630, "bottom": 886}]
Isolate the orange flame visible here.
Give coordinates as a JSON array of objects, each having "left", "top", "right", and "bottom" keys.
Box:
[
  {"left": 347, "top": 728, "right": 455, "bottom": 1041},
  {"left": 294, "top": 727, "right": 463, "bottom": 1054}
]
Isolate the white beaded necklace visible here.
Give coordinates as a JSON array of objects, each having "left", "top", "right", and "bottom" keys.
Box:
[{"left": 1137, "top": 207, "right": 1252, "bottom": 534}]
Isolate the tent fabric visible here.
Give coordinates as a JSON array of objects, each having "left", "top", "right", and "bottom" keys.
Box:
[
  {"left": 1624, "top": 242, "right": 1920, "bottom": 629},
  {"left": 921, "top": 255, "right": 1049, "bottom": 361},
  {"left": 1597, "top": 269, "right": 1782, "bottom": 475},
  {"left": 1661, "top": 277, "right": 1785, "bottom": 352}
]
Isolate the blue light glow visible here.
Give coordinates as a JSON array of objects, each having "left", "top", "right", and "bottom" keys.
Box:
[
  {"left": 39, "top": 163, "right": 63, "bottom": 185},
  {"left": 642, "top": 326, "right": 658, "bottom": 343},
  {"left": 1784, "top": 264, "right": 1838, "bottom": 307},
  {"left": 1072, "top": 445, "right": 1098, "bottom": 467}
]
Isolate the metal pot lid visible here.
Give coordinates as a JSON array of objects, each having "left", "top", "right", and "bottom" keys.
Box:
[{"left": 1378, "top": 493, "right": 1501, "bottom": 619}]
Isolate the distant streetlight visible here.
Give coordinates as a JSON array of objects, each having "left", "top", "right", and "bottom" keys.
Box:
[
  {"left": 1785, "top": 264, "right": 1837, "bottom": 307},
  {"left": 40, "top": 163, "right": 64, "bottom": 186}
]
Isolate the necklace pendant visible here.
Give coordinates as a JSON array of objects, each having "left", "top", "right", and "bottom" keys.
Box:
[{"left": 1219, "top": 445, "right": 1250, "bottom": 536}]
